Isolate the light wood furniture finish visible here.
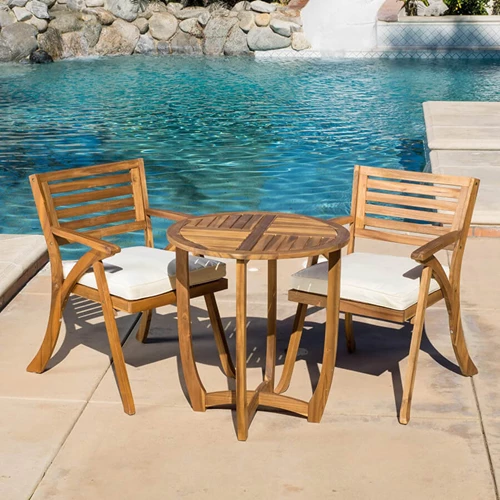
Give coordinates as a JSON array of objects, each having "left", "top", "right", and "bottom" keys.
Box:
[
  {"left": 27, "top": 159, "right": 234, "bottom": 415},
  {"left": 282, "top": 165, "right": 480, "bottom": 424},
  {"left": 168, "top": 212, "right": 350, "bottom": 441}
]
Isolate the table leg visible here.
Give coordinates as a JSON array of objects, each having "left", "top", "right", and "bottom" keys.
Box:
[
  {"left": 308, "top": 250, "right": 341, "bottom": 423},
  {"left": 264, "top": 259, "right": 277, "bottom": 391},
  {"left": 236, "top": 259, "right": 248, "bottom": 441},
  {"left": 176, "top": 248, "right": 206, "bottom": 412}
]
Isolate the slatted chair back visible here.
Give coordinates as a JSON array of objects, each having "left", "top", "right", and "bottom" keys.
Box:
[
  {"left": 349, "top": 164, "right": 478, "bottom": 252},
  {"left": 30, "top": 159, "right": 154, "bottom": 250}
]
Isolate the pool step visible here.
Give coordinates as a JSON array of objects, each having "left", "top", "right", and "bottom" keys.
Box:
[{"left": 0, "top": 235, "right": 48, "bottom": 311}]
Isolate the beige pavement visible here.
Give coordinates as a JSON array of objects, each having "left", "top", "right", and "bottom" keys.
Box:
[{"left": 0, "top": 238, "right": 498, "bottom": 499}]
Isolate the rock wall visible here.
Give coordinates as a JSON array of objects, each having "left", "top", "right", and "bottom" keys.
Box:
[{"left": 0, "top": 0, "right": 311, "bottom": 62}]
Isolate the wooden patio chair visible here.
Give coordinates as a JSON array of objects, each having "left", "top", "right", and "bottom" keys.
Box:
[
  {"left": 280, "top": 165, "right": 479, "bottom": 424},
  {"left": 27, "top": 159, "right": 235, "bottom": 415}
]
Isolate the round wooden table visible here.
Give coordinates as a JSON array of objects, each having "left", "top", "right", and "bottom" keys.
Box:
[{"left": 167, "top": 212, "right": 349, "bottom": 441}]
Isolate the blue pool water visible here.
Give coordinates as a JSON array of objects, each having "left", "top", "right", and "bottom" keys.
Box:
[{"left": 1, "top": 56, "right": 500, "bottom": 247}]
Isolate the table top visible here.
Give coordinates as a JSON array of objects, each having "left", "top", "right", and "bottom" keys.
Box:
[{"left": 167, "top": 212, "right": 350, "bottom": 261}]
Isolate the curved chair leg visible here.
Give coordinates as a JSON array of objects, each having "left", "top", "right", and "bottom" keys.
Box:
[
  {"left": 399, "top": 266, "right": 432, "bottom": 425},
  {"left": 448, "top": 299, "right": 478, "bottom": 377},
  {"left": 26, "top": 286, "right": 64, "bottom": 373},
  {"left": 204, "top": 293, "right": 236, "bottom": 379},
  {"left": 344, "top": 312, "right": 356, "bottom": 353},
  {"left": 94, "top": 262, "right": 135, "bottom": 415},
  {"left": 136, "top": 309, "right": 153, "bottom": 343},
  {"left": 275, "top": 302, "right": 308, "bottom": 394}
]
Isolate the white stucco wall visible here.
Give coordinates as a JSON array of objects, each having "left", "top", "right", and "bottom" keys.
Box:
[{"left": 302, "top": 0, "right": 386, "bottom": 53}]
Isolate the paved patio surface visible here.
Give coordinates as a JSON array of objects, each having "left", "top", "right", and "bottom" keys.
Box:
[{"left": 0, "top": 238, "right": 499, "bottom": 499}]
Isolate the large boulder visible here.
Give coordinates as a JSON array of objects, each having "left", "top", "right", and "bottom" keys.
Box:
[
  {"left": 197, "top": 9, "right": 210, "bottom": 27},
  {"left": 0, "top": 6, "right": 16, "bottom": 27},
  {"left": 84, "top": 7, "right": 115, "bottom": 25},
  {"left": 149, "top": 12, "right": 177, "bottom": 41},
  {"left": 132, "top": 16, "right": 148, "bottom": 34},
  {"left": 37, "top": 26, "right": 64, "bottom": 58},
  {"left": 38, "top": 0, "right": 56, "bottom": 7},
  {"left": 232, "top": 1, "right": 251, "bottom": 12},
  {"left": 27, "top": 15, "right": 48, "bottom": 31},
  {"left": 7, "top": 0, "right": 28, "bottom": 7},
  {"left": 238, "top": 11, "right": 254, "bottom": 33},
  {"left": 0, "top": 21, "right": 37, "bottom": 59},
  {"left": 247, "top": 26, "right": 290, "bottom": 51},
  {"left": 85, "top": 0, "right": 104, "bottom": 6},
  {"left": 291, "top": 31, "right": 310, "bottom": 51},
  {"left": 170, "top": 30, "right": 202, "bottom": 54},
  {"left": 203, "top": 15, "right": 237, "bottom": 56},
  {"left": 49, "top": 12, "right": 84, "bottom": 32},
  {"left": 224, "top": 24, "right": 250, "bottom": 56},
  {"left": 93, "top": 18, "right": 139, "bottom": 55},
  {"left": 67, "top": 0, "right": 85, "bottom": 11},
  {"left": 104, "top": 0, "right": 138, "bottom": 21},
  {"left": 134, "top": 32, "right": 155, "bottom": 54}
]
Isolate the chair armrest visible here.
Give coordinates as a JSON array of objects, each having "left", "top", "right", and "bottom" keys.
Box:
[
  {"left": 411, "top": 230, "right": 461, "bottom": 263},
  {"left": 52, "top": 227, "right": 121, "bottom": 257},
  {"left": 146, "top": 208, "right": 190, "bottom": 221},
  {"left": 327, "top": 215, "right": 353, "bottom": 226}
]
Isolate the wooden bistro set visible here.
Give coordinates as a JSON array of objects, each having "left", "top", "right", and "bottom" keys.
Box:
[{"left": 27, "top": 159, "right": 479, "bottom": 441}]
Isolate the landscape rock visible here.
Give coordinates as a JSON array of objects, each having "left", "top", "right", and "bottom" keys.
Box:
[
  {"left": 149, "top": 12, "right": 177, "bottom": 40},
  {"left": 134, "top": 32, "right": 155, "bottom": 53},
  {"left": 291, "top": 30, "right": 310, "bottom": 51},
  {"left": 37, "top": 0, "right": 56, "bottom": 6},
  {"left": 82, "top": 19, "right": 101, "bottom": 46},
  {"left": 85, "top": 0, "right": 104, "bottom": 7},
  {"left": 0, "top": 38, "right": 12, "bottom": 61},
  {"left": 238, "top": 11, "right": 254, "bottom": 32},
  {"left": 224, "top": 23, "right": 250, "bottom": 56},
  {"left": 269, "top": 18, "right": 300, "bottom": 37},
  {"left": 250, "top": 0, "right": 276, "bottom": 13},
  {"left": 12, "top": 6, "right": 31, "bottom": 20},
  {"left": 0, "top": 21, "right": 37, "bottom": 59},
  {"left": 232, "top": 1, "right": 250, "bottom": 12},
  {"left": 179, "top": 17, "right": 202, "bottom": 38},
  {"left": 203, "top": 15, "right": 237, "bottom": 55},
  {"left": 7, "top": 0, "right": 28, "bottom": 7},
  {"left": 254, "top": 12, "right": 269, "bottom": 27},
  {"left": 165, "top": 1, "right": 181, "bottom": 16},
  {"left": 132, "top": 16, "right": 148, "bottom": 34},
  {"left": 197, "top": 9, "right": 210, "bottom": 27},
  {"left": 170, "top": 30, "right": 202, "bottom": 54},
  {"left": 247, "top": 26, "right": 290, "bottom": 50},
  {"left": 37, "top": 26, "right": 63, "bottom": 58},
  {"left": 29, "top": 47, "right": 52, "bottom": 61},
  {"left": 93, "top": 18, "right": 139, "bottom": 55},
  {"left": 105, "top": 0, "right": 138, "bottom": 22},
  {"left": 0, "top": 6, "right": 16, "bottom": 26},
  {"left": 156, "top": 39, "right": 169, "bottom": 54},
  {"left": 176, "top": 6, "right": 206, "bottom": 20},
  {"left": 85, "top": 7, "right": 114, "bottom": 25},
  {"left": 67, "top": 0, "right": 85, "bottom": 11},
  {"left": 272, "top": 11, "right": 303, "bottom": 26},
  {"left": 27, "top": 0, "right": 49, "bottom": 19},
  {"left": 61, "top": 30, "right": 88, "bottom": 57},
  {"left": 27, "top": 15, "right": 48, "bottom": 31},
  {"left": 50, "top": 12, "right": 84, "bottom": 32}
]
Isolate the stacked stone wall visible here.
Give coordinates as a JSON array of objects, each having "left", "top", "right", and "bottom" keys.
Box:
[{"left": 0, "top": 0, "right": 311, "bottom": 62}]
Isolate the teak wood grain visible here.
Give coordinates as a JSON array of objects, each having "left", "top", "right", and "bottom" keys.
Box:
[
  {"left": 282, "top": 165, "right": 479, "bottom": 425},
  {"left": 168, "top": 212, "right": 349, "bottom": 441},
  {"left": 27, "top": 159, "right": 234, "bottom": 415}
]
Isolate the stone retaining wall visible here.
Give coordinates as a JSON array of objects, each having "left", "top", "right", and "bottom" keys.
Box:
[{"left": 0, "top": 0, "right": 311, "bottom": 62}]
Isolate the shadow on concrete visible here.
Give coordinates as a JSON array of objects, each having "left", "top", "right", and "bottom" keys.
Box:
[{"left": 49, "top": 295, "right": 462, "bottom": 419}]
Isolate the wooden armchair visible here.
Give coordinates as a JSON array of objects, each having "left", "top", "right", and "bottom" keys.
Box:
[
  {"left": 281, "top": 165, "right": 479, "bottom": 424},
  {"left": 27, "top": 159, "right": 235, "bottom": 415}
]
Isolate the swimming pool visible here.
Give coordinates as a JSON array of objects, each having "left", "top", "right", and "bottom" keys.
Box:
[{"left": 1, "top": 56, "right": 500, "bottom": 247}]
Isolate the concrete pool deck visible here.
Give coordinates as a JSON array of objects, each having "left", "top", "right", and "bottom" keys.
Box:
[
  {"left": 424, "top": 101, "right": 500, "bottom": 235},
  {"left": 0, "top": 236, "right": 499, "bottom": 499}
]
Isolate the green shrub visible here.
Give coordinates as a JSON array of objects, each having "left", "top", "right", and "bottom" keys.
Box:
[{"left": 443, "top": 0, "right": 489, "bottom": 15}]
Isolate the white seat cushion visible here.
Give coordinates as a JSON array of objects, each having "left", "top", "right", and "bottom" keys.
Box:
[
  {"left": 63, "top": 246, "right": 226, "bottom": 301},
  {"left": 290, "top": 252, "right": 447, "bottom": 311}
]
